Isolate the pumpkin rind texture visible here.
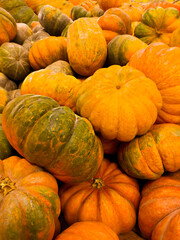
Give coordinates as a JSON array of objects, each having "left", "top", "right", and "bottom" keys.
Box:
[
  {"left": 76, "top": 65, "right": 162, "bottom": 142},
  {"left": 1, "top": 94, "right": 103, "bottom": 183},
  {"left": 0, "top": 156, "right": 61, "bottom": 240},
  {"left": 67, "top": 17, "right": 107, "bottom": 76}
]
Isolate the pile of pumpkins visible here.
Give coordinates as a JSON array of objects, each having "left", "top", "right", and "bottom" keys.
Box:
[{"left": 0, "top": 0, "right": 180, "bottom": 239}]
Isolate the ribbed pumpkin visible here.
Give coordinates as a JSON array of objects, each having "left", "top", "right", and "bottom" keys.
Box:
[
  {"left": 134, "top": 7, "right": 180, "bottom": 45},
  {"left": 0, "top": 72, "right": 17, "bottom": 91},
  {"left": 21, "top": 69, "right": 82, "bottom": 112},
  {"left": 0, "top": 156, "right": 61, "bottom": 240},
  {"left": 60, "top": 158, "right": 140, "bottom": 235},
  {"left": 128, "top": 42, "right": 180, "bottom": 124},
  {"left": 119, "top": 2, "right": 144, "bottom": 22},
  {"left": 0, "top": 7, "right": 17, "bottom": 45},
  {"left": 107, "top": 34, "right": 147, "bottom": 66},
  {"left": 38, "top": 5, "right": 73, "bottom": 36},
  {"left": 29, "top": 36, "right": 68, "bottom": 70},
  {"left": 13, "top": 23, "right": 32, "bottom": 45},
  {"left": 67, "top": 17, "right": 107, "bottom": 76},
  {"left": 2, "top": 94, "right": 103, "bottom": 183},
  {"left": 97, "top": 0, "right": 130, "bottom": 11},
  {"left": 138, "top": 171, "right": 180, "bottom": 240},
  {"left": 55, "top": 221, "right": 119, "bottom": 240},
  {"left": 144, "top": 0, "right": 180, "bottom": 13},
  {"left": 76, "top": 65, "right": 162, "bottom": 142},
  {"left": 170, "top": 27, "right": 180, "bottom": 47},
  {"left": 0, "top": 42, "right": 31, "bottom": 82},
  {"left": 118, "top": 123, "right": 180, "bottom": 180},
  {"left": 70, "top": 5, "right": 92, "bottom": 20},
  {"left": 97, "top": 8, "right": 132, "bottom": 43}
]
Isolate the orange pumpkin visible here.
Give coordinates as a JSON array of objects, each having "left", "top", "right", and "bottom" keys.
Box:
[
  {"left": 97, "top": 0, "right": 130, "bottom": 11},
  {"left": 59, "top": 158, "right": 141, "bottom": 235},
  {"left": 120, "top": 2, "right": 144, "bottom": 22},
  {"left": 170, "top": 27, "right": 180, "bottom": 47}
]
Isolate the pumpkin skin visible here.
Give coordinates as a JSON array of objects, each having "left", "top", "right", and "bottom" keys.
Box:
[
  {"left": 2, "top": 94, "right": 104, "bottom": 183},
  {"left": 0, "top": 72, "right": 17, "bottom": 91},
  {"left": 70, "top": 5, "right": 92, "bottom": 20},
  {"left": 0, "top": 156, "right": 61, "bottom": 240},
  {"left": 0, "top": 7, "right": 17, "bottom": 45},
  {"left": 29, "top": 36, "right": 68, "bottom": 70},
  {"left": 13, "top": 23, "right": 32, "bottom": 45},
  {"left": 128, "top": 42, "right": 180, "bottom": 124},
  {"left": 38, "top": 5, "right": 73, "bottom": 36},
  {"left": 21, "top": 69, "right": 82, "bottom": 112},
  {"left": 120, "top": 2, "right": 144, "bottom": 22},
  {"left": 76, "top": 65, "right": 162, "bottom": 142},
  {"left": 170, "top": 27, "right": 180, "bottom": 47},
  {"left": 144, "top": 0, "right": 180, "bottom": 13},
  {"left": 45, "top": 60, "right": 75, "bottom": 75},
  {"left": 118, "top": 123, "right": 180, "bottom": 180},
  {"left": 55, "top": 221, "right": 119, "bottom": 240},
  {"left": 97, "top": 0, "right": 130, "bottom": 11},
  {"left": 67, "top": 17, "right": 107, "bottom": 76},
  {"left": 138, "top": 171, "right": 180, "bottom": 240},
  {"left": 0, "top": 42, "right": 31, "bottom": 82},
  {"left": 107, "top": 34, "right": 147, "bottom": 66},
  {"left": 134, "top": 7, "right": 180, "bottom": 45},
  {"left": 0, "top": 87, "right": 9, "bottom": 113},
  {"left": 59, "top": 158, "right": 140, "bottom": 235}
]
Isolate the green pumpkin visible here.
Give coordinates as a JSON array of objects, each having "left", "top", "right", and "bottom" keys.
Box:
[
  {"left": 0, "top": 0, "right": 38, "bottom": 26},
  {"left": 0, "top": 42, "right": 31, "bottom": 82},
  {"left": 70, "top": 5, "right": 92, "bottom": 20},
  {"left": 2, "top": 94, "right": 104, "bottom": 183},
  {"left": 38, "top": 5, "right": 73, "bottom": 36}
]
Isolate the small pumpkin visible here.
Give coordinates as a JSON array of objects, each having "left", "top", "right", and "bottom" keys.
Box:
[
  {"left": 0, "top": 72, "right": 17, "bottom": 91},
  {"left": 45, "top": 60, "right": 75, "bottom": 75},
  {"left": 13, "top": 23, "right": 33, "bottom": 45},
  {"left": 2, "top": 94, "right": 104, "bottom": 183},
  {"left": 0, "top": 155, "right": 61, "bottom": 240},
  {"left": 29, "top": 36, "right": 68, "bottom": 70},
  {"left": 60, "top": 158, "right": 140, "bottom": 235}
]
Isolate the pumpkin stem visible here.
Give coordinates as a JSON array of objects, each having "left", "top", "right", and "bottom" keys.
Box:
[
  {"left": 91, "top": 178, "right": 104, "bottom": 188},
  {"left": 0, "top": 177, "right": 16, "bottom": 196}
]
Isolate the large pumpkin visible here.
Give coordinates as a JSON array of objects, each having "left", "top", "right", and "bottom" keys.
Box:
[
  {"left": 138, "top": 170, "right": 180, "bottom": 240},
  {"left": 118, "top": 123, "right": 180, "bottom": 180},
  {"left": 67, "top": 17, "right": 107, "bottom": 76},
  {"left": 128, "top": 42, "right": 180, "bottom": 124},
  {"left": 59, "top": 158, "right": 140, "bottom": 235},
  {"left": 1, "top": 94, "right": 103, "bottom": 183},
  {"left": 0, "top": 156, "right": 61, "bottom": 240},
  {"left": 76, "top": 65, "right": 162, "bottom": 142}
]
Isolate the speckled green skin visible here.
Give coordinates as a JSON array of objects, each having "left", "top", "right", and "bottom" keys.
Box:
[{"left": 2, "top": 94, "right": 103, "bottom": 183}]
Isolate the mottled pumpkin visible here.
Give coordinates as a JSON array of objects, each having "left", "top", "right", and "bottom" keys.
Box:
[
  {"left": 134, "top": 7, "right": 180, "bottom": 45},
  {"left": 97, "top": 0, "right": 130, "bottom": 11},
  {"left": 13, "top": 23, "right": 32, "bottom": 45},
  {"left": 144, "top": 0, "right": 180, "bottom": 13},
  {"left": 0, "top": 156, "right": 61, "bottom": 240},
  {"left": 38, "top": 5, "right": 73, "bottom": 36},
  {"left": 67, "top": 17, "right": 107, "bottom": 76},
  {"left": 45, "top": 60, "right": 75, "bottom": 75},
  {"left": 55, "top": 221, "right": 119, "bottom": 240},
  {"left": 76, "top": 65, "right": 162, "bottom": 142},
  {"left": 118, "top": 123, "right": 180, "bottom": 180},
  {"left": 0, "top": 87, "right": 9, "bottom": 113},
  {"left": 29, "top": 36, "right": 68, "bottom": 70},
  {"left": 70, "top": 5, "right": 92, "bottom": 20},
  {"left": 0, "top": 7, "right": 17, "bottom": 45},
  {"left": 120, "top": 2, "right": 144, "bottom": 22},
  {"left": 170, "top": 27, "right": 180, "bottom": 47},
  {"left": 21, "top": 69, "right": 82, "bottom": 112},
  {"left": 138, "top": 171, "right": 180, "bottom": 240},
  {"left": 128, "top": 42, "right": 180, "bottom": 123},
  {"left": 60, "top": 158, "right": 140, "bottom": 235},
  {"left": 0, "top": 72, "right": 17, "bottom": 91},
  {"left": 2, "top": 94, "right": 103, "bottom": 183}
]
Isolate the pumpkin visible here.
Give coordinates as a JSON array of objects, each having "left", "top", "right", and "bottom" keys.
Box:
[
  {"left": 67, "top": 17, "right": 107, "bottom": 76},
  {"left": 45, "top": 60, "right": 75, "bottom": 75},
  {"left": 144, "top": 0, "right": 180, "bottom": 13},
  {"left": 97, "top": 133, "right": 119, "bottom": 154},
  {"left": 60, "top": 158, "right": 140, "bottom": 235},
  {"left": 70, "top": 5, "right": 92, "bottom": 20},
  {"left": 29, "top": 36, "right": 68, "bottom": 70},
  {"left": 0, "top": 114, "right": 15, "bottom": 160},
  {"left": 134, "top": 7, "right": 180, "bottom": 45},
  {"left": 0, "top": 7, "right": 17, "bottom": 45},
  {"left": 8, "top": 89, "right": 21, "bottom": 101},
  {"left": 0, "top": 155, "right": 61, "bottom": 240},
  {"left": 76, "top": 65, "right": 162, "bottom": 142},
  {"left": 0, "top": 0, "right": 38, "bottom": 26},
  {"left": 13, "top": 23, "right": 33, "bottom": 45},
  {"left": 21, "top": 69, "right": 81, "bottom": 112},
  {"left": 118, "top": 123, "right": 180, "bottom": 180},
  {"left": 97, "top": 8, "right": 132, "bottom": 43},
  {"left": 107, "top": 34, "right": 147, "bottom": 66},
  {"left": 128, "top": 42, "right": 180, "bottom": 124},
  {"left": 170, "top": 27, "right": 180, "bottom": 47},
  {"left": 119, "top": 2, "right": 144, "bottom": 22},
  {"left": 0, "top": 72, "right": 17, "bottom": 91},
  {"left": 2, "top": 94, "right": 104, "bottom": 183},
  {"left": 38, "top": 5, "right": 73, "bottom": 36},
  {"left": 0, "top": 42, "right": 31, "bottom": 82},
  {"left": 97, "top": 0, "right": 130, "bottom": 11},
  {"left": 55, "top": 221, "right": 119, "bottom": 240},
  {"left": 0, "top": 87, "right": 9, "bottom": 113},
  {"left": 138, "top": 170, "right": 180, "bottom": 240}
]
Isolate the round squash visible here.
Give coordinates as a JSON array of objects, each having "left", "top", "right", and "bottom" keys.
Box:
[
  {"left": 70, "top": 5, "right": 92, "bottom": 20},
  {"left": 0, "top": 87, "right": 9, "bottom": 113},
  {"left": 45, "top": 60, "right": 75, "bottom": 75},
  {"left": 76, "top": 65, "right": 162, "bottom": 142},
  {"left": 0, "top": 72, "right": 17, "bottom": 91},
  {"left": 0, "top": 155, "right": 61, "bottom": 240},
  {"left": 120, "top": 2, "right": 144, "bottom": 22},
  {"left": 118, "top": 123, "right": 180, "bottom": 180},
  {"left": 60, "top": 158, "right": 140, "bottom": 235},
  {"left": 138, "top": 170, "right": 180, "bottom": 240},
  {"left": 97, "top": 0, "right": 130, "bottom": 11},
  {"left": 13, "top": 23, "right": 33, "bottom": 45},
  {"left": 67, "top": 17, "right": 107, "bottom": 76},
  {"left": 2, "top": 94, "right": 104, "bottom": 184},
  {"left": 170, "top": 27, "right": 180, "bottom": 47}
]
